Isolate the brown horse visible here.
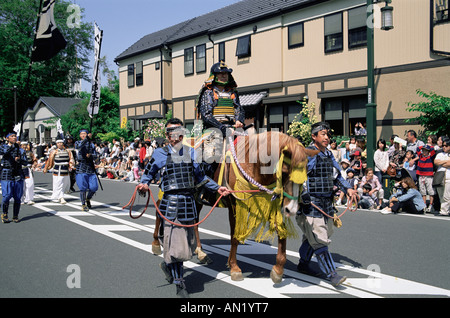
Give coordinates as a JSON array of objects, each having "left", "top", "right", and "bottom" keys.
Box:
[
  {"left": 216, "top": 130, "right": 318, "bottom": 283},
  {"left": 150, "top": 130, "right": 317, "bottom": 283}
]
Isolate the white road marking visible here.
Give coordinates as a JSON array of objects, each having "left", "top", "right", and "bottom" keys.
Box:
[{"left": 26, "top": 186, "right": 450, "bottom": 298}]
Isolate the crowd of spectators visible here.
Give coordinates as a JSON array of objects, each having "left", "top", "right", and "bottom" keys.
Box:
[
  {"left": 34, "top": 136, "right": 167, "bottom": 184},
  {"left": 330, "top": 129, "right": 449, "bottom": 216},
  {"left": 17, "top": 127, "right": 450, "bottom": 217}
]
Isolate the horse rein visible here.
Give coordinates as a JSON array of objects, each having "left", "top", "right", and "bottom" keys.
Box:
[
  {"left": 122, "top": 185, "right": 260, "bottom": 228},
  {"left": 310, "top": 194, "right": 358, "bottom": 221}
]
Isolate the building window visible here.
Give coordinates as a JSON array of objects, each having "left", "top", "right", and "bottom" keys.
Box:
[
  {"left": 435, "top": 0, "right": 449, "bottom": 23},
  {"left": 236, "top": 35, "right": 251, "bottom": 58},
  {"left": 288, "top": 22, "right": 304, "bottom": 49},
  {"left": 268, "top": 105, "right": 284, "bottom": 132},
  {"left": 196, "top": 44, "right": 206, "bottom": 73},
  {"left": 184, "top": 47, "right": 194, "bottom": 75},
  {"left": 135, "top": 61, "right": 143, "bottom": 86},
  {"left": 324, "top": 12, "right": 343, "bottom": 53},
  {"left": 348, "top": 6, "right": 367, "bottom": 48},
  {"left": 127, "top": 64, "right": 134, "bottom": 88},
  {"left": 218, "top": 42, "right": 225, "bottom": 62},
  {"left": 322, "top": 96, "right": 366, "bottom": 136}
]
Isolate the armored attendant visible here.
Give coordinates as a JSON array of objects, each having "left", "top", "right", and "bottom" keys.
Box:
[
  {"left": 296, "top": 122, "right": 358, "bottom": 287},
  {"left": 64, "top": 135, "right": 77, "bottom": 193},
  {"left": 137, "top": 118, "right": 230, "bottom": 298},
  {"left": 21, "top": 141, "right": 37, "bottom": 205},
  {"left": 0, "top": 133, "right": 27, "bottom": 223},
  {"left": 197, "top": 61, "right": 245, "bottom": 174},
  {"left": 44, "top": 139, "right": 75, "bottom": 204},
  {"left": 75, "top": 129, "right": 98, "bottom": 211}
]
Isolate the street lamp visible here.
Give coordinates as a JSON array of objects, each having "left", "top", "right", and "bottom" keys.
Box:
[
  {"left": 381, "top": 1, "right": 394, "bottom": 30},
  {"left": 366, "top": 0, "right": 394, "bottom": 169}
]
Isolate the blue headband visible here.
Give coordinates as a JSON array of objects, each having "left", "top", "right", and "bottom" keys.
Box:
[
  {"left": 6, "top": 132, "right": 16, "bottom": 138},
  {"left": 79, "top": 129, "right": 89, "bottom": 134}
]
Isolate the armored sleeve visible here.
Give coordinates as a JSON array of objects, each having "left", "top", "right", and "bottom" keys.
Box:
[
  {"left": 140, "top": 148, "right": 166, "bottom": 185},
  {"left": 233, "top": 91, "right": 245, "bottom": 124},
  {"left": 331, "top": 153, "right": 351, "bottom": 194},
  {"left": 199, "top": 89, "right": 227, "bottom": 136}
]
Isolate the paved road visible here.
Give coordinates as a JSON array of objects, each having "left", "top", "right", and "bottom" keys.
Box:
[{"left": 1, "top": 172, "right": 449, "bottom": 299}]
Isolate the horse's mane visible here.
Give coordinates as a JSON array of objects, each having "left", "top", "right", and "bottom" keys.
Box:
[{"left": 235, "top": 131, "right": 309, "bottom": 177}]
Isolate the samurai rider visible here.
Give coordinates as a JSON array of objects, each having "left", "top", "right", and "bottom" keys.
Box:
[
  {"left": 75, "top": 129, "right": 98, "bottom": 212},
  {"left": 137, "top": 118, "right": 230, "bottom": 298},
  {"left": 296, "top": 122, "right": 358, "bottom": 287},
  {"left": 197, "top": 61, "right": 245, "bottom": 175},
  {"left": 1, "top": 132, "right": 27, "bottom": 223}
]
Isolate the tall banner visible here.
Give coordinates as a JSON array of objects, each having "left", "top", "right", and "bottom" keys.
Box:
[
  {"left": 87, "top": 23, "right": 103, "bottom": 119},
  {"left": 56, "top": 118, "right": 64, "bottom": 140},
  {"left": 31, "top": 0, "right": 67, "bottom": 62}
]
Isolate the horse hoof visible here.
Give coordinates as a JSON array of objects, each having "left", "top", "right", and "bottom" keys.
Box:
[
  {"left": 230, "top": 271, "right": 244, "bottom": 281},
  {"left": 152, "top": 242, "right": 162, "bottom": 255},
  {"left": 270, "top": 268, "right": 283, "bottom": 284},
  {"left": 195, "top": 247, "right": 213, "bottom": 264}
]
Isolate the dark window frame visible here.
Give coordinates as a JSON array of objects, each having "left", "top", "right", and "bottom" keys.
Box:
[
  {"left": 288, "top": 22, "right": 304, "bottom": 49},
  {"left": 218, "top": 42, "right": 226, "bottom": 62},
  {"left": 196, "top": 44, "right": 206, "bottom": 74},
  {"left": 236, "top": 35, "right": 251, "bottom": 58},
  {"left": 348, "top": 6, "right": 367, "bottom": 49},
  {"left": 321, "top": 95, "right": 367, "bottom": 136},
  {"left": 324, "top": 12, "right": 343, "bottom": 53},
  {"left": 184, "top": 47, "right": 194, "bottom": 76},
  {"left": 435, "top": 0, "right": 450, "bottom": 24},
  {"left": 127, "top": 64, "right": 135, "bottom": 88},
  {"left": 135, "top": 61, "right": 143, "bottom": 86}
]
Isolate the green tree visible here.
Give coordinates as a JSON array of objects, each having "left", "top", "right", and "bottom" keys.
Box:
[
  {"left": 406, "top": 90, "right": 450, "bottom": 138},
  {"left": 0, "top": 0, "right": 93, "bottom": 135},
  {"left": 287, "top": 100, "right": 318, "bottom": 146},
  {"left": 61, "top": 85, "right": 137, "bottom": 142}
]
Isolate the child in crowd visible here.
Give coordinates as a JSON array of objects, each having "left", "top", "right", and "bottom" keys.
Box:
[
  {"left": 349, "top": 136, "right": 357, "bottom": 152},
  {"left": 340, "top": 159, "right": 350, "bottom": 179},
  {"left": 336, "top": 168, "right": 358, "bottom": 206},
  {"left": 132, "top": 156, "right": 140, "bottom": 182},
  {"left": 120, "top": 167, "right": 135, "bottom": 182},
  {"left": 357, "top": 167, "right": 383, "bottom": 209},
  {"left": 416, "top": 144, "right": 436, "bottom": 212},
  {"left": 358, "top": 183, "right": 377, "bottom": 210},
  {"left": 403, "top": 150, "right": 416, "bottom": 171}
]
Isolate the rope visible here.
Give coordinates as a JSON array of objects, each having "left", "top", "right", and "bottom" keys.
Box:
[
  {"left": 310, "top": 194, "right": 358, "bottom": 227},
  {"left": 227, "top": 133, "right": 275, "bottom": 195},
  {"left": 122, "top": 129, "right": 358, "bottom": 228},
  {"left": 122, "top": 185, "right": 260, "bottom": 228}
]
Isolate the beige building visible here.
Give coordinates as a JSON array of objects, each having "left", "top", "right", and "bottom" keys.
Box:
[
  {"left": 115, "top": 0, "right": 450, "bottom": 140},
  {"left": 22, "top": 96, "right": 82, "bottom": 144}
]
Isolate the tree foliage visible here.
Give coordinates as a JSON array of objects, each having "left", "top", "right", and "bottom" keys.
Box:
[
  {"left": 287, "top": 101, "right": 318, "bottom": 146},
  {"left": 406, "top": 89, "right": 450, "bottom": 138},
  {"left": 61, "top": 84, "right": 137, "bottom": 143},
  {"left": 0, "top": 0, "right": 93, "bottom": 135}
]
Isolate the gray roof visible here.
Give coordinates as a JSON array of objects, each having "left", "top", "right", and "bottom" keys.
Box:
[
  {"left": 36, "top": 96, "right": 83, "bottom": 117},
  {"left": 240, "top": 91, "right": 267, "bottom": 106},
  {"left": 115, "top": 0, "right": 324, "bottom": 62}
]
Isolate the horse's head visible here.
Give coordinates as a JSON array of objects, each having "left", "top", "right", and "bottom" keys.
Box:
[{"left": 277, "top": 134, "right": 319, "bottom": 217}]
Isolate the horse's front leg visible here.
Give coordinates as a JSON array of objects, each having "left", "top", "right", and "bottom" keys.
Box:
[
  {"left": 227, "top": 202, "right": 243, "bottom": 281},
  {"left": 270, "top": 237, "right": 286, "bottom": 284}
]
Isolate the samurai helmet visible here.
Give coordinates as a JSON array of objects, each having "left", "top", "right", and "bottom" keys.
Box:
[{"left": 204, "top": 61, "right": 237, "bottom": 88}]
